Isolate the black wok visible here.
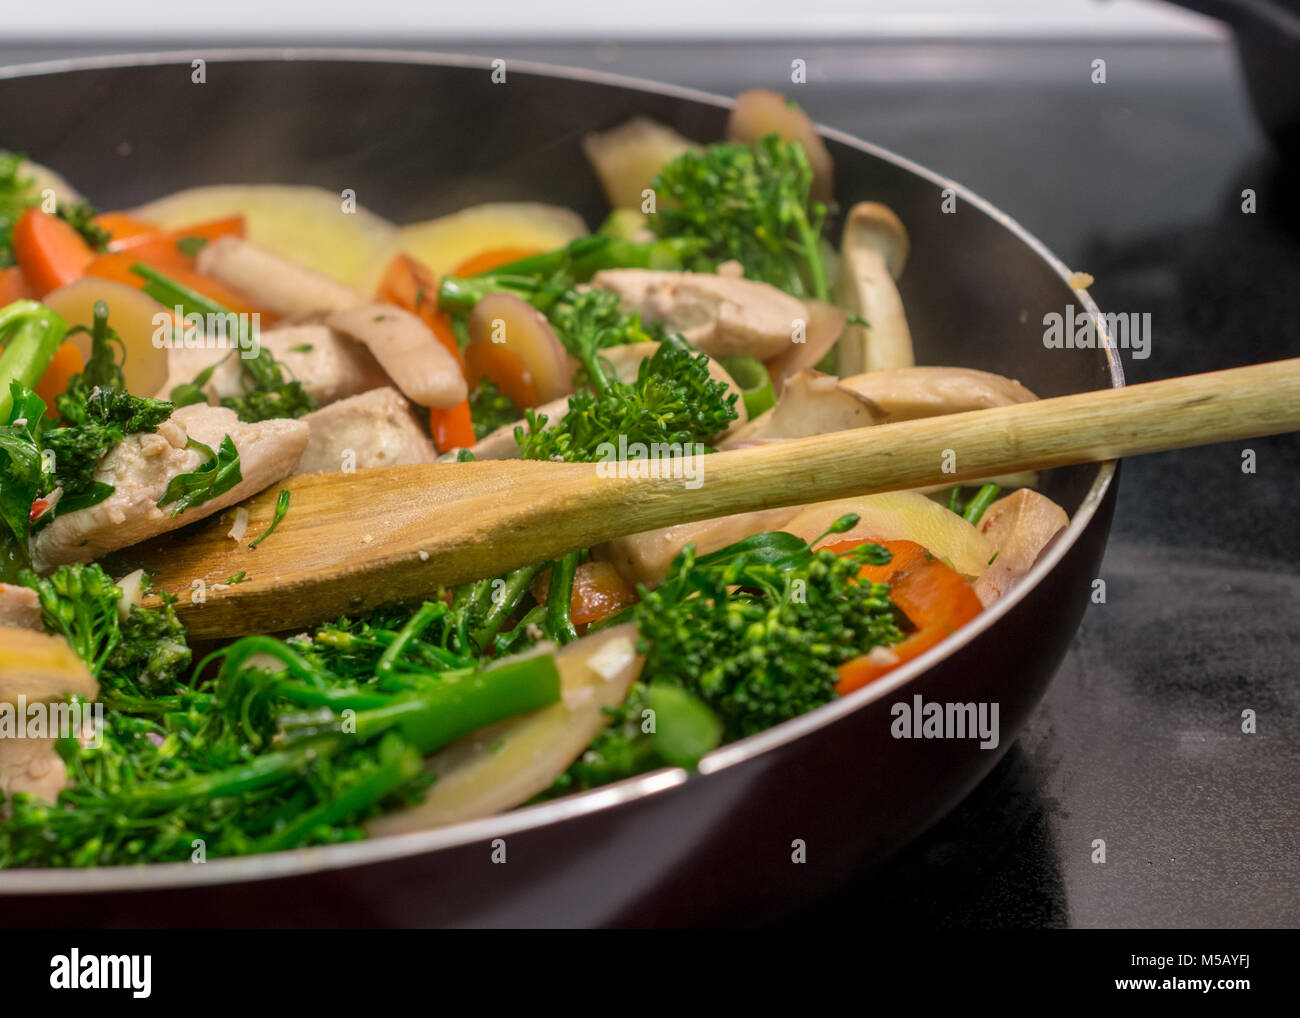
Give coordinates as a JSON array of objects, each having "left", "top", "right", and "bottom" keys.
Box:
[{"left": 0, "top": 50, "right": 1122, "bottom": 927}]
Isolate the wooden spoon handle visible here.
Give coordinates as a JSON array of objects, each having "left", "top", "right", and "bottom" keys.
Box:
[
  {"left": 144, "top": 357, "right": 1300, "bottom": 638},
  {"left": 675, "top": 356, "right": 1300, "bottom": 523}
]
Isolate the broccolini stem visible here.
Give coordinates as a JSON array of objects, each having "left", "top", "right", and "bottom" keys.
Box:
[
  {"left": 253, "top": 734, "right": 423, "bottom": 853},
  {"left": 544, "top": 552, "right": 580, "bottom": 645},
  {"left": 962, "top": 484, "right": 1001, "bottom": 525},
  {"left": 376, "top": 600, "right": 447, "bottom": 678},
  {"left": 468, "top": 562, "right": 545, "bottom": 651}
]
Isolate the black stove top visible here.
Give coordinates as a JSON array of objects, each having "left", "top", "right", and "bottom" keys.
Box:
[{"left": 3, "top": 35, "right": 1296, "bottom": 928}]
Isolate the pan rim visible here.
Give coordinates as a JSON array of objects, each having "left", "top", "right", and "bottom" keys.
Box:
[{"left": 0, "top": 46, "right": 1123, "bottom": 893}]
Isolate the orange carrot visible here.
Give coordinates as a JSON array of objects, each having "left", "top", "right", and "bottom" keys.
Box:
[
  {"left": 108, "top": 215, "right": 244, "bottom": 258},
  {"left": 84, "top": 252, "right": 274, "bottom": 321},
  {"left": 828, "top": 537, "right": 983, "bottom": 694},
  {"left": 12, "top": 208, "right": 95, "bottom": 296},
  {"left": 92, "top": 212, "right": 160, "bottom": 248},
  {"left": 452, "top": 247, "right": 543, "bottom": 278},
  {"left": 430, "top": 400, "right": 476, "bottom": 452},
  {"left": 33, "top": 342, "right": 84, "bottom": 405},
  {"left": 0, "top": 266, "right": 34, "bottom": 304}
]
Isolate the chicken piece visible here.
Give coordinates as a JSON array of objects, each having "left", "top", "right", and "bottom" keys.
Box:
[
  {"left": 31, "top": 405, "right": 309, "bottom": 572},
  {"left": 596, "top": 507, "right": 804, "bottom": 589},
  {"left": 973, "top": 489, "right": 1070, "bottom": 607},
  {"left": 157, "top": 323, "right": 389, "bottom": 408},
  {"left": 0, "top": 626, "right": 98, "bottom": 804},
  {"left": 296, "top": 387, "right": 438, "bottom": 474},
  {"left": 196, "top": 236, "right": 365, "bottom": 316},
  {"left": 591, "top": 269, "right": 809, "bottom": 361},
  {"left": 838, "top": 366, "right": 1039, "bottom": 423},
  {"left": 0, "top": 736, "right": 69, "bottom": 804},
  {"left": 0, "top": 583, "right": 41, "bottom": 631},
  {"left": 326, "top": 304, "right": 468, "bottom": 410}
]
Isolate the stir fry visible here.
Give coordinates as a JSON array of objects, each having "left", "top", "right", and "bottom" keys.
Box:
[{"left": 0, "top": 91, "right": 1070, "bottom": 867}]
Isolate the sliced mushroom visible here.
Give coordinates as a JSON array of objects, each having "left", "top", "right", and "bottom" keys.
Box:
[
  {"left": 972, "top": 489, "right": 1070, "bottom": 607},
  {"left": 838, "top": 366, "right": 1039, "bottom": 422},
  {"left": 366, "top": 626, "right": 645, "bottom": 834},
  {"left": 327, "top": 304, "right": 468, "bottom": 410},
  {"left": 197, "top": 236, "right": 366, "bottom": 316},
  {"left": 722, "top": 369, "right": 882, "bottom": 446},
  {"left": 726, "top": 90, "right": 834, "bottom": 204},
  {"left": 582, "top": 117, "right": 696, "bottom": 210},
  {"left": 837, "top": 202, "right": 914, "bottom": 375},
  {"left": 591, "top": 269, "right": 808, "bottom": 362},
  {"left": 764, "top": 300, "right": 847, "bottom": 394}
]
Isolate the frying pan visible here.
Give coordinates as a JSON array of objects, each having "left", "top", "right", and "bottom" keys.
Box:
[{"left": 0, "top": 50, "right": 1122, "bottom": 927}]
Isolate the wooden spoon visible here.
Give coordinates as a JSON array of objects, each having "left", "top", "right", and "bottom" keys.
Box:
[{"left": 133, "top": 358, "right": 1300, "bottom": 638}]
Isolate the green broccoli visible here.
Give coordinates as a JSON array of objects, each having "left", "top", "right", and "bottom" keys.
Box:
[{"left": 649, "top": 134, "right": 830, "bottom": 300}]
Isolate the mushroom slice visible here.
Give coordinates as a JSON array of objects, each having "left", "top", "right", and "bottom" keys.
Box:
[
  {"left": 838, "top": 366, "right": 1039, "bottom": 422},
  {"left": 764, "top": 300, "right": 847, "bottom": 394},
  {"left": 972, "top": 489, "right": 1070, "bottom": 607},
  {"left": 837, "top": 202, "right": 914, "bottom": 375},
  {"left": 366, "top": 626, "right": 645, "bottom": 834},
  {"left": 723, "top": 369, "right": 882, "bottom": 446},
  {"left": 726, "top": 90, "right": 835, "bottom": 204},
  {"left": 583, "top": 117, "right": 696, "bottom": 210},
  {"left": 591, "top": 269, "right": 808, "bottom": 362},
  {"left": 327, "top": 304, "right": 468, "bottom": 410},
  {"left": 197, "top": 236, "right": 366, "bottom": 316}
]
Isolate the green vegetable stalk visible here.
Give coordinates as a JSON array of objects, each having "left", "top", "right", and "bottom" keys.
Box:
[{"left": 0, "top": 299, "right": 66, "bottom": 419}]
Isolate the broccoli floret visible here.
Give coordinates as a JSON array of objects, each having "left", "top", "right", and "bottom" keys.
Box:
[
  {"left": 467, "top": 378, "right": 519, "bottom": 440},
  {"left": 516, "top": 340, "right": 737, "bottom": 464},
  {"left": 634, "top": 522, "right": 904, "bottom": 738},
  {"left": 650, "top": 134, "right": 829, "bottom": 300}
]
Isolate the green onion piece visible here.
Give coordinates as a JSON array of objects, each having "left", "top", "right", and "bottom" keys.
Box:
[
  {"left": 722, "top": 355, "right": 777, "bottom": 418},
  {"left": 962, "top": 484, "right": 1002, "bottom": 526}
]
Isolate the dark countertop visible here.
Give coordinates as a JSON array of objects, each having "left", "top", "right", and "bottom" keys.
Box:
[{"left": 3, "top": 36, "right": 1296, "bottom": 927}]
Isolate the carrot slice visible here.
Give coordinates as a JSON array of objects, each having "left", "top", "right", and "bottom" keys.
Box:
[
  {"left": 33, "top": 342, "right": 84, "bottom": 406},
  {"left": 12, "top": 209, "right": 95, "bottom": 296},
  {"left": 108, "top": 215, "right": 244, "bottom": 259},
  {"left": 84, "top": 252, "right": 273, "bottom": 320},
  {"left": 92, "top": 212, "right": 160, "bottom": 248},
  {"left": 828, "top": 537, "right": 983, "bottom": 694},
  {"left": 0, "top": 266, "right": 34, "bottom": 305},
  {"left": 430, "top": 400, "right": 476, "bottom": 452},
  {"left": 452, "top": 247, "right": 543, "bottom": 278}
]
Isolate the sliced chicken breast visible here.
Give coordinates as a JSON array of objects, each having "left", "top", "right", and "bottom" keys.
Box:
[
  {"left": 31, "top": 405, "right": 309, "bottom": 572},
  {"left": 296, "top": 387, "right": 438, "bottom": 474}
]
